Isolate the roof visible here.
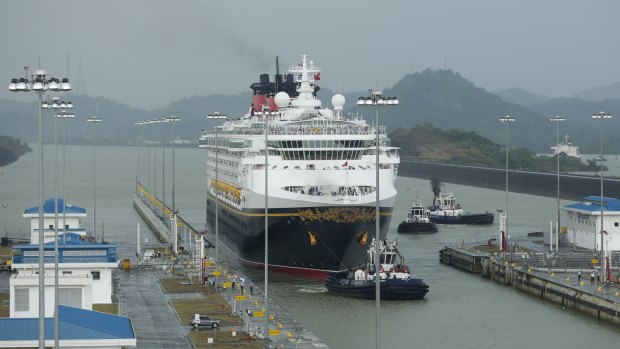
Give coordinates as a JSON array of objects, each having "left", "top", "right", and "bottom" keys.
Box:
[
  {"left": 563, "top": 196, "right": 620, "bottom": 213},
  {"left": 13, "top": 233, "right": 116, "bottom": 250},
  {"left": 23, "top": 198, "right": 86, "bottom": 216},
  {"left": 0, "top": 305, "right": 135, "bottom": 341}
]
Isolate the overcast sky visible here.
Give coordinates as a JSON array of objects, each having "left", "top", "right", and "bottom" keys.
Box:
[{"left": 1, "top": 0, "right": 618, "bottom": 110}]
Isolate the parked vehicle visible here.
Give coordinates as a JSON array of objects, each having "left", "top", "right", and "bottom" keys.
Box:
[
  {"left": 189, "top": 314, "right": 220, "bottom": 329},
  {"left": 143, "top": 249, "right": 155, "bottom": 259}
]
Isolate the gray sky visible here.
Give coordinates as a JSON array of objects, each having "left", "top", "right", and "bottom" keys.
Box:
[{"left": 1, "top": 0, "right": 618, "bottom": 110}]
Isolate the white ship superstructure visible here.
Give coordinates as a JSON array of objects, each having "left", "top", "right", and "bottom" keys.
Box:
[
  {"left": 198, "top": 55, "right": 400, "bottom": 277},
  {"left": 551, "top": 134, "right": 580, "bottom": 158}
]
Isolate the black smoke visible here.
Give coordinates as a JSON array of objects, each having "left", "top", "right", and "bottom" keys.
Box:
[{"left": 431, "top": 177, "right": 441, "bottom": 205}]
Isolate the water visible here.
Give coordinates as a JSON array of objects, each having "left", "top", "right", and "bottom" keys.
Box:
[{"left": 1, "top": 145, "right": 619, "bottom": 348}]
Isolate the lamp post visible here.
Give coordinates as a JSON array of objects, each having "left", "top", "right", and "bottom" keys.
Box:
[
  {"left": 550, "top": 116, "right": 564, "bottom": 252},
  {"left": 1, "top": 204, "right": 7, "bottom": 239},
  {"left": 43, "top": 98, "right": 74, "bottom": 349},
  {"left": 160, "top": 118, "right": 167, "bottom": 209},
  {"left": 592, "top": 111, "right": 612, "bottom": 282},
  {"left": 165, "top": 116, "right": 180, "bottom": 254},
  {"left": 206, "top": 112, "right": 227, "bottom": 272},
  {"left": 357, "top": 89, "right": 399, "bottom": 349},
  {"left": 87, "top": 116, "right": 102, "bottom": 240},
  {"left": 500, "top": 115, "right": 515, "bottom": 250},
  {"left": 9, "top": 66, "right": 71, "bottom": 349},
  {"left": 261, "top": 104, "right": 270, "bottom": 345},
  {"left": 57, "top": 110, "right": 74, "bottom": 249}
]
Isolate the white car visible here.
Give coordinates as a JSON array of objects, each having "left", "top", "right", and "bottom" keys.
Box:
[{"left": 143, "top": 249, "right": 155, "bottom": 259}]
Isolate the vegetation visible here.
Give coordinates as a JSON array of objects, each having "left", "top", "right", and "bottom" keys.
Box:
[
  {"left": 0, "top": 136, "right": 31, "bottom": 167},
  {"left": 391, "top": 124, "right": 599, "bottom": 173}
]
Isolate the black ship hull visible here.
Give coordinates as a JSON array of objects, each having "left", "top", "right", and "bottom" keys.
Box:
[
  {"left": 397, "top": 221, "right": 437, "bottom": 234},
  {"left": 429, "top": 212, "right": 494, "bottom": 225},
  {"left": 324, "top": 272, "right": 429, "bottom": 300},
  {"left": 207, "top": 195, "right": 393, "bottom": 279}
]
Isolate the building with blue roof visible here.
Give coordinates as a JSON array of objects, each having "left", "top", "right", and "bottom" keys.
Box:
[
  {"left": 10, "top": 233, "right": 118, "bottom": 318},
  {"left": 563, "top": 196, "right": 620, "bottom": 251},
  {"left": 0, "top": 305, "right": 136, "bottom": 348},
  {"left": 23, "top": 198, "right": 87, "bottom": 244}
]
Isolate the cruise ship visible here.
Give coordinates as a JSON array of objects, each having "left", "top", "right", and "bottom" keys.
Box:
[{"left": 198, "top": 54, "right": 400, "bottom": 278}]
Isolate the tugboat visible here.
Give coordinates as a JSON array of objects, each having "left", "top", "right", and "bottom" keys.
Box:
[
  {"left": 427, "top": 190, "right": 494, "bottom": 225},
  {"left": 397, "top": 193, "right": 437, "bottom": 233},
  {"left": 324, "top": 239, "right": 429, "bottom": 300}
]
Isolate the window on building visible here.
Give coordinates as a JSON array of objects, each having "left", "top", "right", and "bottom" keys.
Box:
[
  {"left": 59, "top": 288, "right": 82, "bottom": 308},
  {"left": 91, "top": 271, "right": 100, "bottom": 280},
  {"left": 15, "top": 289, "right": 29, "bottom": 311},
  {"left": 63, "top": 271, "right": 72, "bottom": 275},
  {"left": 49, "top": 225, "right": 53, "bottom": 229},
  {"left": 615, "top": 222, "right": 619, "bottom": 227}
]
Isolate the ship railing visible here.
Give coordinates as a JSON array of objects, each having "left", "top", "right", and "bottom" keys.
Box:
[{"left": 210, "top": 125, "right": 385, "bottom": 137}]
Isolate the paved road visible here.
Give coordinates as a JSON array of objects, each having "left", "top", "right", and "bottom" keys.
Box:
[{"left": 117, "top": 269, "right": 193, "bottom": 349}]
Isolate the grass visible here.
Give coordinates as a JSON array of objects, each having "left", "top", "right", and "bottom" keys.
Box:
[
  {"left": 171, "top": 297, "right": 243, "bottom": 327},
  {"left": 160, "top": 277, "right": 216, "bottom": 294},
  {"left": 0, "top": 293, "right": 8, "bottom": 317},
  {"left": 92, "top": 303, "right": 118, "bottom": 314},
  {"left": 189, "top": 330, "right": 264, "bottom": 349}
]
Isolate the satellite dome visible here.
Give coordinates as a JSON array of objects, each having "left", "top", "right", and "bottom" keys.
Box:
[
  {"left": 274, "top": 92, "right": 290, "bottom": 108},
  {"left": 331, "top": 94, "right": 345, "bottom": 110}
]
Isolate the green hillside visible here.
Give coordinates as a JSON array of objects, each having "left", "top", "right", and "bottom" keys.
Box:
[
  {"left": 0, "top": 136, "right": 31, "bottom": 167},
  {"left": 391, "top": 124, "right": 596, "bottom": 172}
]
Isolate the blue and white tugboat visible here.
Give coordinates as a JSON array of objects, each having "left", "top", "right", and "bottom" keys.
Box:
[
  {"left": 427, "top": 190, "right": 494, "bottom": 225},
  {"left": 397, "top": 193, "right": 437, "bottom": 233},
  {"left": 324, "top": 239, "right": 429, "bottom": 300}
]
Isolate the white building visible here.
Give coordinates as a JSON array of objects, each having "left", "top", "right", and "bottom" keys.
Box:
[
  {"left": 563, "top": 196, "right": 620, "bottom": 251},
  {"left": 23, "top": 198, "right": 87, "bottom": 244},
  {"left": 9, "top": 233, "right": 118, "bottom": 318}
]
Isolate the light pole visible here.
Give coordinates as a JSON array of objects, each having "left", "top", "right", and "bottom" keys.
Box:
[
  {"left": 261, "top": 104, "right": 270, "bottom": 345},
  {"left": 87, "top": 116, "right": 102, "bottom": 240},
  {"left": 165, "top": 116, "right": 180, "bottom": 253},
  {"left": 550, "top": 116, "right": 564, "bottom": 252},
  {"left": 357, "top": 89, "right": 399, "bottom": 349},
  {"left": 160, "top": 118, "right": 167, "bottom": 209},
  {"left": 500, "top": 115, "right": 515, "bottom": 251},
  {"left": 43, "top": 98, "right": 74, "bottom": 349},
  {"left": 1, "top": 204, "right": 7, "bottom": 239},
  {"left": 9, "top": 67, "right": 71, "bottom": 349},
  {"left": 206, "top": 112, "right": 227, "bottom": 272},
  {"left": 592, "top": 111, "right": 612, "bottom": 282},
  {"left": 57, "top": 110, "right": 74, "bottom": 249}
]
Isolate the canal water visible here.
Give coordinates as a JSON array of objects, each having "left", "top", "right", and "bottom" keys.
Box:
[{"left": 1, "top": 145, "right": 619, "bottom": 348}]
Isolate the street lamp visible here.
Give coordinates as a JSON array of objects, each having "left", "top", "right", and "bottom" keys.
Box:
[
  {"left": 205, "top": 112, "right": 227, "bottom": 272},
  {"left": 9, "top": 66, "right": 71, "bottom": 349},
  {"left": 592, "top": 111, "right": 612, "bottom": 282},
  {"left": 165, "top": 116, "right": 180, "bottom": 254},
  {"left": 159, "top": 118, "right": 167, "bottom": 209},
  {"left": 499, "top": 115, "right": 515, "bottom": 251},
  {"left": 87, "top": 116, "right": 102, "bottom": 240},
  {"left": 43, "top": 98, "right": 74, "bottom": 349},
  {"left": 550, "top": 115, "right": 565, "bottom": 252},
  {"left": 56, "top": 110, "right": 74, "bottom": 249},
  {"left": 1, "top": 204, "right": 7, "bottom": 239},
  {"left": 261, "top": 104, "right": 270, "bottom": 345},
  {"left": 357, "top": 89, "right": 399, "bottom": 349}
]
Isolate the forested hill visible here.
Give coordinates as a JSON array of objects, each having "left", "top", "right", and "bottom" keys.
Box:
[
  {"left": 391, "top": 124, "right": 596, "bottom": 173},
  {"left": 0, "top": 136, "right": 31, "bottom": 167},
  {"left": 355, "top": 69, "right": 554, "bottom": 151}
]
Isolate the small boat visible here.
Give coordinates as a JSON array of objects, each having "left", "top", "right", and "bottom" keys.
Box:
[
  {"left": 397, "top": 194, "right": 437, "bottom": 233},
  {"left": 427, "top": 191, "right": 494, "bottom": 225},
  {"left": 324, "top": 239, "right": 429, "bottom": 300}
]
